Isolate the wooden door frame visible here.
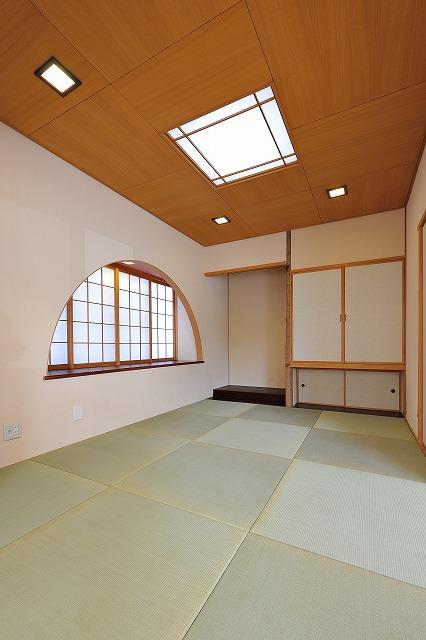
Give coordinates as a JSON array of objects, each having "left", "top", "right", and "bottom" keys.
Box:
[{"left": 417, "top": 210, "right": 426, "bottom": 452}]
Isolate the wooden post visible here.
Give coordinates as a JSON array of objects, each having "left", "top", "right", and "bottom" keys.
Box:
[{"left": 285, "top": 232, "right": 293, "bottom": 406}]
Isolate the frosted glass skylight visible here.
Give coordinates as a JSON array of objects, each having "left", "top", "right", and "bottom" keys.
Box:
[{"left": 168, "top": 87, "right": 297, "bottom": 185}]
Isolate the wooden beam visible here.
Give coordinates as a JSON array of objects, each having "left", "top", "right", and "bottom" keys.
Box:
[{"left": 204, "top": 261, "right": 286, "bottom": 277}]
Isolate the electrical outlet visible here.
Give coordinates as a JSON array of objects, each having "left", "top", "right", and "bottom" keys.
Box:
[
  {"left": 3, "top": 423, "right": 22, "bottom": 441},
  {"left": 73, "top": 405, "right": 83, "bottom": 421}
]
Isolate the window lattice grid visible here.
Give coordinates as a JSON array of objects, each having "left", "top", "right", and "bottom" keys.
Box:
[{"left": 151, "top": 282, "right": 174, "bottom": 360}]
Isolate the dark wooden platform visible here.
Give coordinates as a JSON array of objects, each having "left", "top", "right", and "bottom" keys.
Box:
[{"left": 212, "top": 385, "right": 285, "bottom": 406}]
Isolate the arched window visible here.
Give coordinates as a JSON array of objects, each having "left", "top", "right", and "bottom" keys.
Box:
[{"left": 49, "top": 262, "right": 178, "bottom": 371}]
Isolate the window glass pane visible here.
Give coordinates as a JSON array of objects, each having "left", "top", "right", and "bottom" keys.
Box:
[
  {"left": 158, "top": 299, "right": 166, "bottom": 314},
  {"left": 261, "top": 100, "right": 294, "bottom": 157},
  {"left": 50, "top": 342, "right": 68, "bottom": 365},
  {"left": 119, "top": 307, "right": 129, "bottom": 325},
  {"left": 141, "top": 311, "right": 149, "bottom": 327},
  {"left": 140, "top": 294, "right": 149, "bottom": 311},
  {"left": 130, "top": 344, "right": 140, "bottom": 360},
  {"left": 166, "top": 330, "right": 174, "bottom": 344},
  {"left": 151, "top": 314, "right": 158, "bottom": 328},
  {"left": 166, "top": 315, "right": 173, "bottom": 330},
  {"left": 158, "top": 329, "right": 166, "bottom": 343},
  {"left": 59, "top": 305, "right": 67, "bottom": 321},
  {"left": 151, "top": 282, "right": 158, "bottom": 297},
  {"left": 158, "top": 314, "right": 165, "bottom": 329},
  {"left": 284, "top": 154, "right": 297, "bottom": 165},
  {"left": 119, "top": 289, "right": 129, "bottom": 307},
  {"left": 255, "top": 86, "right": 274, "bottom": 102},
  {"left": 53, "top": 320, "right": 67, "bottom": 343},
  {"left": 130, "top": 327, "right": 140, "bottom": 343},
  {"left": 120, "top": 325, "right": 130, "bottom": 342},
  {"left": 102, "top": 267, "right": 115, "bottom": 287},
  {"left": 74, "top": 343, "right": 88, "bottom": 364},
  {"left": 73, "top": 300, "right": 87, "bottom": 322},
  {"left": 158, "top": 344, "right": 167, "bottom": 359},
  {"left": 140, "top": 278, "right": 149, "bottom": 295},
  {"left": 130, "top": 309, "right": 140, "bottom": 326},
  {"left": 189, "top": 108, "right": 278, "bottom": 176},
  {"left": 89, "top": 343, "right": 102, "bottom": 362},
  {"left": 119, "top": 272, "right": 129, "bottom": 290},
  {"left": 120, "top": 344, "right": 130, "bottom": 361},
  {"left": 166, "top": 300, "right": 174, "bottom": 315},
  {"left": 73, "top": 282, "right": 87, "bottom": 302},
  {"left": 165, "top": 287, "right": 173, "bottom": 301},
  {"left": 152, "top": 344, "right": 158, "bottom": 359},
  {"left": 157, "top": 284, "right": 166, "bottom": 299},
  {"left": 130, "top": 292, "right": 139, "bottom": 309},
  {"left": 176, "top": 138, "right": 219, "bottom": 179},
  {"left": 141, "top": 328, "right": 150, "bottom": 343},
  {"left": 141, "top": 344, "right": 150, "bottom": 360},
  {"left": 102, "top": 286, "right": 114, "bottom": 306},
  {"left": 88, "top": 269, "right": 102, "bottom": 284},
  {"left": 103, "top": 343, "right": 115, "bottom": 362},
  {"left": 88, "top": 303, "right": 102, "bottom": 323},
  {"left": 223, "top": 159, "right": 284, "bottom": 183},
  {"left": 73, "top": 322, "right": 88, "bottom": 342},
  {"left": 103, "top": 305, "right": 115, "bottom": 324},
  {"left": 129, "top": 275, "right": 139, "bottom": 293},
  {"left": 103, "top": 324, "right": 115, "bottom": 343},
  {"left": 166, "top": 344, "right": 174, "bottom": 358},
  {"left": 151, "top": 329, "right": 158, "bottom": 344},
  {"left": 88, "top": 282, "right": 102, "bottom": 303},
  {"left": 151, "top": 298, "right": 158, "bottom": 313},
  {"left": 89, "top": 323, "right": 102, "bottom": 343}
]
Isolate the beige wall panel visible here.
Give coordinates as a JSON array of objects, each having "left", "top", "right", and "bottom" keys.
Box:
[
  {"left": 298, "top": 369, "right": 344, "bottom": 406},
  {"left": 293, "top": 269, "right": 341, "bottom": 361},
  {"left": 229, "top": 269, "right": 286, "bottom": 387},
  {"left": 345, "top": 261, "right": 403, "bottom": 363},
  {"left": 346, "top": 371, "right": 400, "bottom": 411}
]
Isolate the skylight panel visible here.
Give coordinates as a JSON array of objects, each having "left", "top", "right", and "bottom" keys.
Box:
[{"left": 168, "top": 86, "right": 297, "bottom": 185}]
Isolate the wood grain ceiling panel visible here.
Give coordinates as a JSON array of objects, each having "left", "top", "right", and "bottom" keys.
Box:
[
  {"left": 234, "top": 191, "right": 321, "bottom": 235},
  {"left": 31, "top": 86, "right": 186, "bottom": 192},
  {"left": 114, "top": 2, "right": 271, "bottom": 131},
  {"left": 248, "top": 0, "right": 426, "bottom": 128},
  {"left": 293, "top": 83, "right": 426, "bottom": 188},
  {"left": 219, "top": 165, "right": 309, "bottom": 209},
  {"left": 312, "top": 164, "right": 415, "bottom": 223},
  {"left": 0, "top": 0, "right": 108, "bottom": 135},
  {"left": 32, "top": 0, "right": 238, "bottom": 82}
]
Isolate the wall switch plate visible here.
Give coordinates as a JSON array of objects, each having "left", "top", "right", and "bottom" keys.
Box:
[
  {"left": 3, "top": 423, "right": 22, "bottom": 441},
  {"left": 73, "top": 405, "right": 83, "bottom": 421}
]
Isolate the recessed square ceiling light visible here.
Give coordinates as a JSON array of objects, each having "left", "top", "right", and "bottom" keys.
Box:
[
  {"left": 34, "top": 57, "right": 81, "bottom": 96},
  {"left": 212, "top": 216, "right": 231, "bottom": 225},
  {"left": 168, "top": 87, "right": 297, "bottom": 186},
  {"left": 327, "top": 185, "right": 348, "bottom": 198}
]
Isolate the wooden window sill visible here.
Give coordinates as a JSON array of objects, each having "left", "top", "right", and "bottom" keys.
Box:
[{"left": 44, "top": 360, "right": 204, "bottom": 380}]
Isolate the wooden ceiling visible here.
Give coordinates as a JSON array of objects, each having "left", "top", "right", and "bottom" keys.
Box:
[{"left": 1, "top": 0, "right": 425, "bottom": 245}]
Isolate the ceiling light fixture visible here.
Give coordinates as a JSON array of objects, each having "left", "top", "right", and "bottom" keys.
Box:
[
  {"left": 34, "top": 57, "right": 81, "bottom": 96},
  {"left": 168, "top": 86, "right": 297, "bottom": 186},
  {"left": 122, "top": 261, "right": 136, "bottom": 265},
  {"left": 212, "top": 216, "right": 231, "bottom": 225},
  {"left": 327, "top": 185, "right": 348, "bottom": 198}
]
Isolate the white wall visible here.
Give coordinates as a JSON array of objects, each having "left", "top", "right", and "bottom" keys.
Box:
[
  {"left": 229, "top": 269, "right": 286, "bottom": 387},
  {"left": 406, "top": 146, "right": 426, "bottom": 437},
  {"left": 291, "top": 209, "right": 405, "bottom": 270},
  {"left": 203, "top": 232, "right": 287, "bottom": 274},
  {"left": 0, "top": 123, "right": 229, "bottom": 469}
]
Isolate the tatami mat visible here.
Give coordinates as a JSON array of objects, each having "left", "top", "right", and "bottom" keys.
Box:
[
  {"left": 253, "top": 460, "right": 426, "bottom": 588},
  {"left": 315, "top": 411, "right": 412, "bottom": 440},
  {"left": 296, "top": 428, "right": 426, "bottom": 482},
  {"left": 198, "top": 418, "right": 310, "bottom": 459},
  {"left": 34, "top": 426, "right": 186, "bottom": 485},
  {"left": 184, "top": 534, "right": 426, "bottom": 640},
  {"left": 118, "top": 442, "right": 289, "bottom": 529},
  {"left": 0, "top": 489, "right": 244, "bottom": 640},
  {"left": 181, "top": 399, "right": 256, "bottom": 418},
  {"left": 241, "top": 405, "right": 321, "bottom": 427},
  {"left": 0, "top": 460, "right": 104, "bottom": 549},
  {"left": 131, "top": 410, "right": 229, "bottom": 439}
]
